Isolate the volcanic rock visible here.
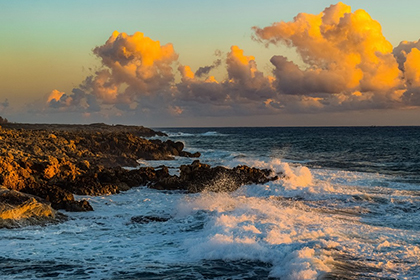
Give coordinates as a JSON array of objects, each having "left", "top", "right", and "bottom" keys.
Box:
[
  {"left": 0, "top": 122, "right": 276, "bottom": 222},
  {"left": 0, "top": 123, "right": 199, "bottom": 212},
  {"left": 0, "top": 186, "right": 65, "bottom": 228},
  {"left": 150, "top": 160, "right": 280, "bottom": 193}
]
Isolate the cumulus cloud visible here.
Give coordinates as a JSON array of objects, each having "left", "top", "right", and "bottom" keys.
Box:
[
  {"left": 404, "top": 48, "right": 420, "bottom": 87},
  {"left": 392, "top": 39, "right": 420, "bottom": 71},
  {"left": 92, "top": 31, "right": 178, "bottom": 98},
  {"left": 225, "top": 45, "right": 276, "bottom": 101},
  {"left": 175, "top": 45, "right": 276, "bottom": 116},
  {"left": 39, "top": 2, "right": 420, "bottom": 121},
  {"left": 43, "top": 31, "right": 179, "bottom": 118},
  {"left": 253, "top": 2, "right": 405, "bottom": 109},
  {"left": 46, "top": 88, "right": 100, "bottom": 112}
]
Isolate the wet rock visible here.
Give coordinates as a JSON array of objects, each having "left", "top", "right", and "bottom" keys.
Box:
[
  {"left": 0, "top": 123, "right": 200, "bottom": 212},
  {"left": 55, "top": 166, "right": 168, "bottom": 196},
  {"left": 65, "top": 200, "right": 93, "bottom": 212},
  {"left": 150, "top": 160, "right": 280, "bottom": 193},
  {"left": 0, "top": 186, "right": 65, "bottom": 228},
  {"left": 130, "top": 215, "right": 170, "bottom": 224},
  {"left": 21, "top": 184, "right": 92, "bottom": 212},
  {"left": 0, "top": 122, "right": 274, "bottom": 219}
]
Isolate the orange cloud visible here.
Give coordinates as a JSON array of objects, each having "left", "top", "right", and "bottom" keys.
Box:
[
  {"left": 404, "top": 48, "right": 420, "bottom": 87},
  {"left": 178, "top": 65, "right": 195, "bottom": 82},
  {"left": 393, "top": 39, "right": 420, "bottom": 71},
  {"left": 253, "top": 2, "right": 401, "bottom": 95},
  {"left": 46, "top": 89, "right": 65, "bottom": 103},
  {"left": 40, "top": 3, "right": 420, "bottom": 120},
  {"left": 89, "top": 31, "right": 179, "bottom": 102},
  {"left": 227, "top": 45, "right": 257, "bottom": 81}
]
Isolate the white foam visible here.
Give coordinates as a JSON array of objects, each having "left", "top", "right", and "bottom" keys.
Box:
[
  {"left": 1, "top": 153, "right": 420, "bottom": 278},
  {"left": 162, "top": 131, "right": 228, "bottom": 138},
  {"left": 175, "top": 191, "right": 342, "bottom": 278},
  {"left": 201, "top": 131, "right": 224, "bottom": 136},
  {"left": 163, "top": 131, "right": 195, "bottom": 137},
  {"left": 171, "top": 158, "right": 420, "bottom": 278}
]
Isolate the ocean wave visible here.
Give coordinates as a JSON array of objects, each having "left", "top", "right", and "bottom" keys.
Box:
[
  {"left": 201, "top": 131, "right": 222, "bottom": 136},
  {"left": 163, "top": 131, "right": 196, "bottom": 137},
  {"left": 2, "top": 166, "right": 419, "bottom": 279},
  {"left": 175, "top": 169, "right": 420, "bottom": 279},
  {"left": 163, "top": 131, "right": 229, "bottom": 138}
]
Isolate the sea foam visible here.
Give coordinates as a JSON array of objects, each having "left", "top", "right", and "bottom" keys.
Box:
[{"left": 2, "top": 127, "right": 420, "bottom": 279}]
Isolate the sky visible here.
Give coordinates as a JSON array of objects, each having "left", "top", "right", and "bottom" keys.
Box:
[{"left": 1, "top": 0, "right": 420, "bottom": 127}]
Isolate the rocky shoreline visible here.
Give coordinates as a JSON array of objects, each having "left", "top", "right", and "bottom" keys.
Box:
[{"left": 0, "top": 123, "right": 279, "bottom": 228}]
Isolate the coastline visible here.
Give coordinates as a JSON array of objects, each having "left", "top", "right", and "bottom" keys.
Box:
[
  {"left": 1, "top": 125, "right": 419, "bottom": 279},
  {"left": 0, "top": 123, "right": 276, "bottom": 228}
]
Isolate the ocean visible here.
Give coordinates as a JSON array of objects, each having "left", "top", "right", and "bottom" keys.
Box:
[{"left": 1, "top": 127, "right": 419, "bottom": 279}]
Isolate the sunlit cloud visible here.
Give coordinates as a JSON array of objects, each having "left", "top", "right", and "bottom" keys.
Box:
[
  {"left": 393, "top": 39, "right": 420, "bottom": 72},
  {"left": 91, "top": 31, "right": 178, "bottom": 99},
  {"left": 253, "top": 2, "right": 404, "bottom": 109},
  {"left": 46, "top": 89, "right": 65, "bottom": 103},
  {"left": 37, "top": 2, "right": 420, "bottom": 120}
]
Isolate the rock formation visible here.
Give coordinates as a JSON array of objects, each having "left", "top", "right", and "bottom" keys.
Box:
[
  {"left": 150, "top": 160, "right": 279, "bottom": 193},
  {"left": 0, "top": 123, "right": 280, "bottom": 228},
  {"left": 0, "top": 186, "right": 64, "bottom": 229},
  {"left": 0, "top": 123, "right": 199, "bottom": 216}
]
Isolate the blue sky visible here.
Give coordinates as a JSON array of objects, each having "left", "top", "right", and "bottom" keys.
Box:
[{"left": 1, "top": 1, "right": 420, "bottom": 126}]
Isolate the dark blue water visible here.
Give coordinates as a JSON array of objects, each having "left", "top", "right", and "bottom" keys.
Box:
[{"left": 161, "top": 126, "right": 420, "bottom": 182}]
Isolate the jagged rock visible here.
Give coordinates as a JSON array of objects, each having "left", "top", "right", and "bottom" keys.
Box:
[
  {"left": 54, "top": 166, "right": 167, "bottom": 196},
  {"left": 0, "top": 186, "right": 65, "bottom": 228},
  {"left": 0, "top": 123, "right": 200, "bottom": 212},
  {"left": 21, "top": 184, "right": 92, "bottom": 212},
  {"left": 0, "top": 123, "right": 275, "bottom": 219},
  {"left": 150, "top": 160, "right": 280, "bottom": 193}
]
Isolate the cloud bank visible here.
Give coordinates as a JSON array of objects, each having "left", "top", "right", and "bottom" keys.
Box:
[{"left": 42, "top": 2, "right": 420, "bottom": 120}]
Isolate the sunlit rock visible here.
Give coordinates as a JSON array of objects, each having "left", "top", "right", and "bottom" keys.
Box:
[{"left": 0, "top": 186, "right": 64, "bottom": 228}]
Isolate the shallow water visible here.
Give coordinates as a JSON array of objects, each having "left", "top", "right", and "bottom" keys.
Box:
[{"left": 1, "top": 127, "right": 419, "bottom": 279}]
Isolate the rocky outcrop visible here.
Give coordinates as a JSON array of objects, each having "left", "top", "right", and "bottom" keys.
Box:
[
  {"left": 150, "top": 160, "right": 280, "bottom": 193},
  {"left": 0, "top": 125, "right": 199, "bottom": 168},
  {"left": 0, "top": 123, "right": 278, "bottom": 222},
  {"left": 54, "top": 166, "right": 162, "bottom": 196},
  {"left": 0, "top": 123, "right": 199, "bottom": 212},
  {"left": 0, "top": 186, "right": 64, "bottom": 229},
  {"left": 1, "top": 122, "right": 165, "bottom": 137}
]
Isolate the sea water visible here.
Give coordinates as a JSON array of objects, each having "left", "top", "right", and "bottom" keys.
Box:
[{"left": 0, "top": 127, "right": 419, "bottom": 279}]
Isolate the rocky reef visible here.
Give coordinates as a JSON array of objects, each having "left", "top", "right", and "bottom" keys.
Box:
[
  {"left": 0, "top": 122, "right": 279, "bottom": 228},
  {"left": 0, "top": 123, "right": 199, "bottom": 216}
]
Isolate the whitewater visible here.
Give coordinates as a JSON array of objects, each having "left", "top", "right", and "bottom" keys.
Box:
[{"left": 1, "top": 127, "right": 419, "bottom": 279}]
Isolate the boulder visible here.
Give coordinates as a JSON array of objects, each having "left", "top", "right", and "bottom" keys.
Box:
[{"left": 0, "top": 186, "right": 65, "bottom": 228}]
